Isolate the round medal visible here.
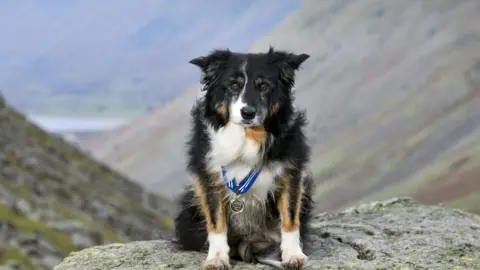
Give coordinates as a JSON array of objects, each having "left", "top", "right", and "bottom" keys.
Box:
[{"left": 230, "top": 198, "right": 245, "bottom": 213}]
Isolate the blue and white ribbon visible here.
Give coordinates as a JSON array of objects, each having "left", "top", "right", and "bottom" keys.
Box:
[{"left": 221, "top": 166, "right": 262, "bottom": 195}]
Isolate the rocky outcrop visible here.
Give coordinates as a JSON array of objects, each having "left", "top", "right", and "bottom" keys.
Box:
[
  {"left": 0, "top": 94, "right": 175, "bottom": 269},
  {"left": 54, "top": 198, "right": 480, "bottom": 270}
]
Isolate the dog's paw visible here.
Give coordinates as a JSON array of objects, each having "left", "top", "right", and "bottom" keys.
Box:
[
  {"left": 204, "top": 233, "right": 230, "bottom": 270},
  {"left": 282, "top": 251, "right": 308, "bottom": 269},
  {"left": 203, "top": 257, "right": 231, "bottom": 270}
]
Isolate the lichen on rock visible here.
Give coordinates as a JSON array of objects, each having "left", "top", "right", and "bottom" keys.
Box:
[{"left": 54, "top": 198, "right": 480, "bottom": 270}]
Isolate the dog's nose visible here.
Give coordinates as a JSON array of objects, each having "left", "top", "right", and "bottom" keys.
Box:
[{"left": 240, "top": 106, "right": 256, "bottom": 120}]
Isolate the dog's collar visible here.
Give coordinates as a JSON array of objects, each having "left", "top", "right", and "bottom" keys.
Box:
[{"left": 221, "top": 166, "right": 262, "bottom": 195}]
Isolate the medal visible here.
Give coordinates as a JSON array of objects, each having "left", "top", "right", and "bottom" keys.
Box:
[
  {"left": 230, "top": 197, "right": 245, "bottom": 213},
  {"left": 230, "top": 185, "right": 244, "bottom": 213},
  {"left": 221, "top": 166, "right": 262, "bottom": 214}
]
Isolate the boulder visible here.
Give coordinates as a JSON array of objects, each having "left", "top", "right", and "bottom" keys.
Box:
[{"left": 54, "top": 198, "right": 480, "bottom": 269}]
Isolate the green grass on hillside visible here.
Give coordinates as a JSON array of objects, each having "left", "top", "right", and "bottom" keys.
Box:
[
  {"left": 0, "top": 246, "right": 35, "bottom": 270},
  {"left": 0, "top": 203, "right": 78, "bottom": 254}
]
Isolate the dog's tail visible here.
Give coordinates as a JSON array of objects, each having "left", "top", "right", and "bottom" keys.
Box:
[
  {"left": 236, "top": 240, "right": 284, "bottom": 268},
  {"left": 256, "top": 256, "right": 283, "bottom": 268}
]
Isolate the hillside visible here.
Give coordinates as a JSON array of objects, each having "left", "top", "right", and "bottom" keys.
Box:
[
  {"left": 83, "top": 0, "right": 480, "bottom": 214},
  {"left": 81, "top": 85, "right": 200, "bottom": 196},
  {"left": 0, "top": 94, "right": 175, "bottom": 269}
]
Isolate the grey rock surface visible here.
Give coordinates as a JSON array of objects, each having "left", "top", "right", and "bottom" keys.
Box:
[{"left": 54, "top": 198, "right": 480, "bottom": 270}]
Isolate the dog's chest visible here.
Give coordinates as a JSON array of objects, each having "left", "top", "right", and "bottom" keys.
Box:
[
  {"left": 208, "top": 123, "right": 262, "bottom": 166},
  {"left": 208, "top": 123, "right": 278, "bottom": 201},
  {"left": 224, "top": 163, "right": 280, "bottom": 235},
  {"left": 208, "top": 123, "right": 283, "bottom": 234},
  {"left": 223, "top": 163, "right": 277, "bottom": 200}
]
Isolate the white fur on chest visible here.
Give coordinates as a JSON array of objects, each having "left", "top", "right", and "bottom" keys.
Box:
[
  {"left": 207, "top": 123, "right": 262, "bottom": 166},
  {"left": 207, "top": 122, "right": 281, "bottom": 199},
  {"left": 207, "top": 123, "right": 284, "bottom": 235}
]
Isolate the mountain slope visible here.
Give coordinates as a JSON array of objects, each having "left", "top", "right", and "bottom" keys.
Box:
[
  {"left": 0, "top": 94, "right": 174, "bottom": 269},
  {"left": 83, "top": 0, "right": 480, "bottom": 214},
  {"left": 81, "top": 85, "right": 200, "bottom": 196},
  {"left": 248, "top": 0, "right": 480, "bottom": 213}
]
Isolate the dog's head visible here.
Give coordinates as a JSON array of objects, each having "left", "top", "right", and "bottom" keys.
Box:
[{"left": 189, "top": 47, "right": 309, "bottom": 128}]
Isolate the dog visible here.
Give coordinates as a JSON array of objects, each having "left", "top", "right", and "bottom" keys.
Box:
[{"left": 174, "top": 46, "right": 314, "bottom": 269}]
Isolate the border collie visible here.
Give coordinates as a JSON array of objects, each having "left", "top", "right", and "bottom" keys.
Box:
[{"left": 174, "top": 47, "right": 314, "bottom": 269}]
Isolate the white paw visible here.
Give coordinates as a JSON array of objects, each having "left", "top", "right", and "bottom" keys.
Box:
[
  {"left": 203, "top": 253, "right": 231, "bottom": 270},
  {"left": 204, "top": 233, "right": 231, "bottom": 270},
  {"left": 280, "top": 229, "right": 307, "bottom": 268},
  {"left": 282, "top": 251, "right": 308, "bottom": 269}
]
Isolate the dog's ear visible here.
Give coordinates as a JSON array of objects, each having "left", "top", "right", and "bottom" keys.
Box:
[
  {"left": 189, "top": 49, "right": 232, "bottom": 91},
  {"left": 189, "top": 49, "right": 232, "bottom": 73},
  {"left": 268, "top": 46, "right": 309, "bottom": 87},
  {"left": 268, "top": 46, "right": 310, "bottom": 70},
  {"left": 285, "top": 53, "right": 310, "bottom": 70},
  {"left": 189, "top": 56, "right": 208, "bottom": 69}
]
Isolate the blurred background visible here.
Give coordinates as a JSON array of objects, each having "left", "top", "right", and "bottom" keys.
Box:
[{"left": 1, "top": 0, "right": 479, "bottom": 269}]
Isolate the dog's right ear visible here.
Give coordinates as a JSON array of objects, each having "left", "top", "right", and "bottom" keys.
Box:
[
  {"left": 189, "top": 49, "right": 232, "bottom": 74},
  {"left": 189, "top": 56, "right": 208, "bottom": 69},
  {"left": 190, "top": 49, "right": 231, "bottom": 91}
]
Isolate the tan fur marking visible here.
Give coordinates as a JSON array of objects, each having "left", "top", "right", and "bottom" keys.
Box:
[
  {"left": 294, "top": 181, "right": 303, "bottom": 227},
  {"left": 193, "top": 175, "right": 227, "bottom": 233},
  {"left": 276, "top": 172, "right": 302, "bottom": 232},
  {"left": 245, "top": 125, "right": 266, "bottom": 146},
  {"left": 215, "top": 102, "right": 227, "bottom": 118},
  {"left": 193, "top": 177, "right": 214, "bottom": 232},
  {"left": 278, "top": 190, "right": 296, "bottom": 232},
  {"left": 216, "top": 196, "right": 227, "bottom": 233}
]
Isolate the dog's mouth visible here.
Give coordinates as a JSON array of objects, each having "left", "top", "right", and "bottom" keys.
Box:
[
  {"left": 241, "top": 119, "right": 255, "bottom": 126},
  {"left": 239, "top": 117, "right": 266, "bottom": 128}
]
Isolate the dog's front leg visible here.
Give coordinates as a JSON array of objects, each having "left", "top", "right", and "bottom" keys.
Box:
[
  {"left": 276, "top": 171, "right": 307, "bottom": 269},
  {"left": 194, "top": 175, "right": 230, "bottom": 270}
]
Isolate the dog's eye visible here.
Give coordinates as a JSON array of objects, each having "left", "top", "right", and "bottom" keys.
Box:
[
  {"left": 259, "top": 82, "right": 270, "bottom": 91},
  {"left": 230, "top": 83, "right": 241, "bottom": 90}
]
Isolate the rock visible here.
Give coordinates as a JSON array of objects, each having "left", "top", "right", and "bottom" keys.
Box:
[
  {"left": 54, "top": 198, "right": 480, "bottom": 270},
  {"left": 13, "top": 199, "right": 32, "bottom": 217},
  {"left": 38, "top": 237, "right": 58, "bottom": 254},
  {"left": 42, "top": 255, "right": 63, "bottom": 269},
  {"left": 48, "top": 220, "right": 84, "bottom": 233},
  {"left": 71, "top": 233, "right": 95, "bottom": 249},
  {"left": 0, "top": 221, "right": 17, "bottom": 242},
  {"left": 2, "top": 260, "right": 28, "bottom": 270}
]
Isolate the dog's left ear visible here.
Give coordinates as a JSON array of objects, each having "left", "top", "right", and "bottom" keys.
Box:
[
  {"left": 268, "top": 47, "right": 310, "bottom": 87},
  {"left": 283, "top": 53, "right": 310, "bottom": 70},
  {"left": 268, "top": 46, "right": 310, "bottom": 70}
]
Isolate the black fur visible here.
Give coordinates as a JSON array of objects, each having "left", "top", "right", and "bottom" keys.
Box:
[{"left": 174, "top": 47, "right": 314, "bottom": 266}]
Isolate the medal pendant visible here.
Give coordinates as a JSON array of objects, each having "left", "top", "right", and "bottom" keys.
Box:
[
  {"left": 230, "top": 184, "right": 245, "bottom": 213},
  {"left": 230, "top": 196, "right": 244, "bottom": 213}
]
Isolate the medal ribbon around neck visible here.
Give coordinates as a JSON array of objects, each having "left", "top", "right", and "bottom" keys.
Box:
[{"left": 221, "top": 166, "right": 262, "bottom": 194}]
